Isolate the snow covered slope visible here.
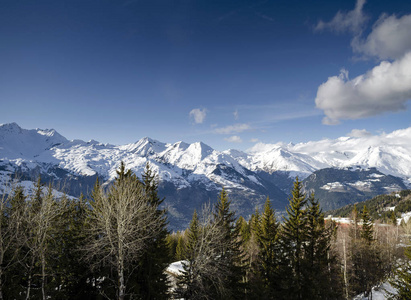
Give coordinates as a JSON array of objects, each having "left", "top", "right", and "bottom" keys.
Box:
[
  {"left": 2, "top": 123, "right": 410, "bottom": 186},
  {"left": 245, "top": 127, "right": 411, "bottom": 185}
]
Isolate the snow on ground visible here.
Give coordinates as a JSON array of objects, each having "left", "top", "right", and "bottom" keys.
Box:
[
  {"left": 354, "top": 282, "right": 396, "bottom": 300},
  {"left": 166, "top": 260, "right": 186, "bottom": 277},
  {"left": 398, "top": 211, "right": 411, "bottom": 225}
]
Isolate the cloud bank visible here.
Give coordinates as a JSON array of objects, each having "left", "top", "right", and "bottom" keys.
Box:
[
  {"left": 316, "top": 52, "right": 411, "bottom": 124},
  {"left": 315, "top": 0, "right": 411, "bottom": 124},
  {"left": 352, "top": 14, "right": 411, "bottom": 60}
]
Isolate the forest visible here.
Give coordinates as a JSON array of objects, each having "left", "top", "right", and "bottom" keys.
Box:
[{"left": 0, "top": 163, "right": 410, "bottom": 300}]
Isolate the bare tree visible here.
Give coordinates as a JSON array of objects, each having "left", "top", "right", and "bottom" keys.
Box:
[
  {"left": 178, "top": 203, "right": 234, "bottom": 300},
  {"left": 85, "top": 169, "right": 162, "bottom": 300},
  {"left": 24, "top": 182, "right": 62, "bottom": 300}
]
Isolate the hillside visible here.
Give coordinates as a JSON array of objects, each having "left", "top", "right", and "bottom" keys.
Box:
[{"left": 326, "top": 189, "right": 411, "bottom": 222}]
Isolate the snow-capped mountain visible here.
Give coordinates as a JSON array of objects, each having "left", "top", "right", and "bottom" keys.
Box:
[
  {"left": 1, "top": 122, "right": 410, "bottom": 229},
  {"left": 245, "top": 128, "right": 411, "bottom": 185}
]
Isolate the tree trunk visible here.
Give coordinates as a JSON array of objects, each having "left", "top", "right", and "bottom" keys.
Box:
[
  {"left": 42, "top": 252, "right": 46, "bottom": 300},
  {"left": 118, "top": 261, "right": 125, "bottom": 300},
  {"left": 0, "top": 267, "right": 3, "bottom": 300},
  {"left": 26, "top": 254, "right": 36, "bottom": 300},
  {"left": 343, "top": 236, "right": 349, "bottom": 300},
  {"left": 118, "top": 240, "right": 126, "bottom": 300}
]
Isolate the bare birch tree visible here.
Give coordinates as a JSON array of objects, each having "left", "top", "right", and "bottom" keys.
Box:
[
  {"left": 178, "top": 203, "right": 235, "bottom": 300},
  {"left": 85, "top": 167, "right": 162, "bottom": 300},
  {"left": 24, "top": 182, "right": 62, "bottom": 300}
]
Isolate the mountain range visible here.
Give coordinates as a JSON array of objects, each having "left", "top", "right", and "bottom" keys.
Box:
[{"left": 1, "top": 122, "right": 410, "bottom": 229}]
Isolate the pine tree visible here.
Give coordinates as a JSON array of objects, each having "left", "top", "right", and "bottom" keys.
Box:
[
  {"left": 350, "top": 205, "right": 383, "bottom": 297},
  {"left": 47, "top": 194, "right": 98, "bottom": 299},
  {"left": 236, "top": 216, "right": 251, "bottom": 245},
  {"left": 303, "top": 193, "right": 343, "bottom": 299},
  {"left": 361, "top": 205, "right": 374, "bottom": 244},
  {"left": 185, "top": 210, "right": 199, "bottom": 261},
  {"left": 212, "top": 188, "right": 246, "bottom": 299},
  {"left": 178, "top": 210, "right": 200, "bottom": 299},
  {"left": 279, "top": 177, "right": 308, "bottom": 299},
  {"left": 1, "top": 183, "right": 28, "bottom": 299},
  {"left": 134, "top": 162, "right": 171, "bottom": 299},
  {"left": 350, "top": 204, "right": 359, "bottom": 240},
  {"left": 175, "top": 235, "right": 186, "bottom": 261},
  {"left": 390, "top": 246, "right": 411, "bottom": 299},
  {"left": 256, "top": 197, "right": 280, "bottom": 299}
]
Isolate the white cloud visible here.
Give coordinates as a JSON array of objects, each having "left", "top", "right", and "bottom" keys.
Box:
[
  {"left": 233, "top": 109, "right": 239, "bottom": 120},
  {"left": 189, "top": 108, "right": 207, "bottom": 124},
  {"left": 214, "top": 123, "right": 250, "bottom": 134},
  {"left": 315, "top": 0, "right": 368, "bottom": 34},
  {"left": 315, "top": 52, "right": 411, "bottom": 124},
  {"left": 347, "top": 129, "right": 372, "bottom": 138},
  {"left": 250, "top": 138, "right": 259, "bottom": 143},
  {"left": 352, "top": 14, "right": 411, "bottom": 60},
  {"left": 224, "top": 135, "right": 242, "bottom": 143}
]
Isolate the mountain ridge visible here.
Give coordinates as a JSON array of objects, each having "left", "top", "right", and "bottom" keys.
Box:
[{"left": 1, "top": 123, "right": 410, "bottom": 229}]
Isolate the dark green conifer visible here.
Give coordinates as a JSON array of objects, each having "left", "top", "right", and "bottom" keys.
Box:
[
  {"left": 236, "top": 215, "right": 251, "bottom": 244},
  {"left": 390, "top": 246, "right": 411, "bottom": 299},
  {"left": 175, "top": 235, "right": 186, "bottom": 261},
  {"left": 213, "top": 188, "right": 246, "bottom": 299},
  {"left": 178, "top": 210, "right": 201, "bottom": 299},
  {"left": 279, "top": 177, "right": 308, "bottom": 299},
  {"left": 256, "top": 197, "right": 280, "bottom": 299},
  {"left": 361, "top": 205, "right": 374, "bottom": 244},
  {"left": 303, "top": 193, "right": 342, "bottom": 299},
  {"left": 134, "top": 162, "right": 170, "bottom": 299}
]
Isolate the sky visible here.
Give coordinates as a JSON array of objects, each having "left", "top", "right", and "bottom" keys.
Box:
[{"left": 0, "top": 0, "right": 411, "bottom": 150}]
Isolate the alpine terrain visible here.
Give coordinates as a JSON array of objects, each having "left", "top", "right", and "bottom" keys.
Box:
[{"left": 1, "top": 122, "right": 410, "bottom": 229}]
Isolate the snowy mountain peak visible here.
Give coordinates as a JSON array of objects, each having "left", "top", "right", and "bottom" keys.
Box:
[
  {"left": 171, "top": 141, "right": 190, "bottom": 150},
  {"left": 0, "top": 122, "right": 23, "bottom": 134},
  {"left": 1, "top": 122, "right": 411, "bottom": 189},
  {"left": 188, "top": 142, "right": 214, "bottom": 158},
  {"left": 0, "top": 123, "right": 68, "bottom": 159},
  {"left": 120, "top": 137, "right": 167, "bottom": 155}
]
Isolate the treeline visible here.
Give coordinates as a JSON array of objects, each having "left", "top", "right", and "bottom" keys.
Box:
[
  {"left": 0, "top": 164, "right": 409, "bottom": 299},
  {"left": 0, "top": 163, "right": 170, "bottom": 300},
  {"left": 168, "top": 181, "right": 404, "bottom": 299},
  {"left": 328, "top": 190, "right": 411, "bottom": 223}
]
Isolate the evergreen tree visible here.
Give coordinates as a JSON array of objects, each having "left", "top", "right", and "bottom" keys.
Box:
[
  {"left": 256, "top": 197, "right": 280, "bottom": 299},
  {"left": 361, "top": 205, "right": 374, "bottom": 244},
  {"left": 350, "top": 205, "right": 383, "bottom": 297},
  {"left": 236, "top": 216, "right": 250, "bottom": 245},
  {"left": 178, "top": 210, "right": 201, "bottom": 299},
  {"left": 47, "top": 194, "right": 98, "bottom": 299},
  {"left": 175, "top": 234, "right": 186, "bottom": 261},
  {"left": 303, "top": 193, "right": 343, "bottom": 299},
  {"left": 185, "top": 210, "right": 199, "bottom": 261},
  {"left": 213, "top": 188, "right": 246, "bottom": 299},
  {"left": 134, "top": 162, "right": 171, "bottom": 299},
  {"left": 350, "top": 204, "right": 359, "bottom": 240},
  {"left": 390, "top": 246, "right": 411, "bottom": 299},
  {"left": 279, "top": 177, "right": 308, "bottom": 299},
  {"left": 238, "top": 211, "right": 261, "bottom": 299},
  {"left": 1, "top": 183, "right": 27, "bottom": 299}
]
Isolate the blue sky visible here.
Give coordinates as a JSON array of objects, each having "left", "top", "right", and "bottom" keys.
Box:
[{"left": 1, "top": 0, "right": 411, "bottom": 150}]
